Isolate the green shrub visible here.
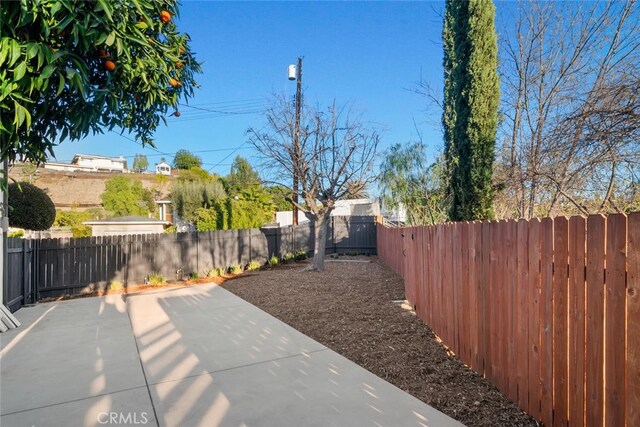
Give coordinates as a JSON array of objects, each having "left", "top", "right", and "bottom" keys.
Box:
[
  {"left": 283, "top": 252, "right": 295, "bottom": 263},
  {"left": 71, "top": 224, "right": 92, "bottom": 238},
  {"left": 147, "top": 273, "right": 165, "bottom": 286},
  {"left": 268, "top": 255, "right": 279, "bottom": 267},
  {"left": 229, "top": 264, "right": 243, "bottom": 274},
  {"left": 8, "top": 182, "right": 56, "bottom": 231},
  {"left": 164, "top": 225, "right": 176, "bottom": 233},
  {"left": 246, "top": 260, "right": 261, "bottom": 271},
  {"left": 206, "top": 267, "right": 225, "bottom": 278},
  {"left": 294, "top": 250, "right": 308, "bottom": 261},
  {"left": 7, "top": 230, "right": 24, "bottom": 238},
  {"left": 190, "top": 272, "right": 199, "bottom": 279},
  {"left": 109, "top": 280, "right": 124, "bottom": 291}
]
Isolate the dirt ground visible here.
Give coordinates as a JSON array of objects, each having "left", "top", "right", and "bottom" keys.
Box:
[{"left": 221, "top": 256, "right": 540, "bottom": 427}]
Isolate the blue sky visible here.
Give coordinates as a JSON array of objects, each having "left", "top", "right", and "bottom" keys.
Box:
[{"left": 53, "top": 1, "right": 449, "bottom": 176}]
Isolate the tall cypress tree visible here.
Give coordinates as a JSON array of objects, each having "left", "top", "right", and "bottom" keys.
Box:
[{"left": 442, "top": 0, "right": 500, "bottom": 221}]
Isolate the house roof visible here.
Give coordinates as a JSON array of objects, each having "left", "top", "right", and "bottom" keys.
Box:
[{"left": 83, "top": 216, "right": 169, "bottom": 225}]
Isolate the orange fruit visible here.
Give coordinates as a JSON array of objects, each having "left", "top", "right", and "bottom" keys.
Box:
[
  {"left": 179, "top": 47, "right": 185, "bottom": 55},
  {"left": 176, "top": 61, "right": 183, "bottom": 68},
  {"left": 160, "top": 10, "right": 171, "bottom": 23},
  {"left": 174, "top": 111, "right": 181, "bottom": 117},
  {"left": 98, "top": 49, "right": 110, "bottom": 58},
  {"left": 104, "top": 60, "right": 116, "bottom": 71},
  {"left": 169, "top": 78, "right": 179, "bottom": 87}
]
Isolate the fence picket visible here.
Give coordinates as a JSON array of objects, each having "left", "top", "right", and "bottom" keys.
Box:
[
  {"left": 604, "top": 214, "right": 626, "bottom": 427},
  {"left": 568, "top": 216, "right": 586, "bottom": 427},
  {"left": 553, "top": 217, "right": 569, "bottom": 427},
  {"left": 627, "top": 212, "right": 640, "bottom": 427}
]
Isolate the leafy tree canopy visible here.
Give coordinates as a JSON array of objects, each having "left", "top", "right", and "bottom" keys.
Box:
[
  {"left": 177, "top": 166, "right": 213, "bottom": 182},
  {"left": 172, "top": 149, "right": 201, "bottom": 169},
  {"left": 225, "top": 155, "right": 261, "bottom": 195},
  {"left": 266, "top": 185, "right": 293, "bottom": 212},
  {"left": 132, "top": 154, "right": 149, "bottom": 172},
  {"left": 8, "top": 182, "right": 56, "bottom": 230},
  {"left": 101, "top": 175, "right": 154, "bottom": 216},
  {"left": 0, "top": 0, "right": 201, "bottom": 166}
]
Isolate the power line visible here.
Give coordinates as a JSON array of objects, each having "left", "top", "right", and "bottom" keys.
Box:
[{"left": 207, "top": 143, "right": 248, "bottom": 173}]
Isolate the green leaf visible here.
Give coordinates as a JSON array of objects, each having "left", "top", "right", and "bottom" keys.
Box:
[
  {"left": 40, "top": 64, "right": 55, "bottom": 79},
  {"left": 14, "top": 61, "right": 27, "bottom": 81},
  {"left": 96, "top": 0, "right": 113, "bottom": 21},
  {"left": 9, "top": 39, "right": 21, "bottom": 67},
  {"left": 26, "top": 43, "right": 38, "bottom": 60},
  {"left": 14, "top": 100, "right": 25, "bottom": 126},
  {"left": 50, "top": 1, "right": 62, "bottom": 16},
  {"left": 56, "top": 73, "right": 65, "bottom": 96},
  {"left": 135, "top": 21, "right": 148, "bottom": 30},
  {"left": 105, "top": 31, "right": 116, "bottom": 47},
  {"left": 0, "top": 40, "right": 8, "bottom": 66},
  {"left": 95, "top": 32, "right": 109, "bottom": 46}
]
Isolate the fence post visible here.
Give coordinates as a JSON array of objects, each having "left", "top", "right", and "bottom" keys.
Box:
[
  {"left": 21, "top": 239, "right": 27, "bottom": 309},
  {"left": 332, "top": 217, "right": 336, "bottom": 254}
]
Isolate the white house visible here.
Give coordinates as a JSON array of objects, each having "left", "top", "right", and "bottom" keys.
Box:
[
  {"left": 71, "top": 154, "right": 127, "bottom": 172},
  {"left": 275, "top": 198, "right": 381, "bottom": 226},
  {"left": 155, "top": 161, "right": 171, "bottom": 176}
]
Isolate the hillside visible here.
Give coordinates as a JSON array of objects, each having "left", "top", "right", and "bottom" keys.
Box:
[{"left": 10, "top": 164, "right": 173, "bottom": 210}]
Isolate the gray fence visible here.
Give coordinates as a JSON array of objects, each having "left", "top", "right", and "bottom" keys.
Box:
[{"left": 3, "top": 216, "right": 376, "bottom": 312}]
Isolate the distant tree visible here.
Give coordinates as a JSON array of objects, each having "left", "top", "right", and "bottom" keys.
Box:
[
  {"left": 379, "top": 143, "right": 449, "bottom": 225},
  {"left": 249, "top": 98, "right": 379, "bottom": 271},
  {"left": 225, "top": 155, "right": 261, "bottom": 196},
  {"left": 132, "top": 154, "right": 149, "bottom": 173},
  {"left": 172, "top": 149, "right": 201, "bottom": 170},
  {"left": 171, "top": 177, "right": 226, "bottom": 223},
  {"left": 443, "top": 0, "right": 500, "bottom": 221},
  {"left": 266, "top": 185, "right": 293, "bottom": 211},
  {"left": 8, "top": 182, "right": 55, "bottom": 230},
  {"left": 0, "top": 0, "right": 200, "bottom": 169},
  {"left": 101, "top": 175, "right": 154, "bottom": 217},
  {"left": 496, "top": 0, "right": 640, "bottom": 218},
  {"left": 177, "top": 166, "right": 212, "bottom": 183}
]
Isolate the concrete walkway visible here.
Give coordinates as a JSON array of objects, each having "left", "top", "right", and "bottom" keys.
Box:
[{"left": 1, "top": 284, "right": 463, "bottom": 427}]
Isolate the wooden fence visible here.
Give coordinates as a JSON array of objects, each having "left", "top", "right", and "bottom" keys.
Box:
[
  {"left": 377, "top": 213, "right": 639, "bottom": 427},
  {"left": 4, "top": 216, "right": 377, "bottom": 311}
]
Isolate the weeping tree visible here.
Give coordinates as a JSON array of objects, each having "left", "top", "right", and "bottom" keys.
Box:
[
  {"left": 379, "top": 143, "right": 449, "bottom": 225},
  {"left": 248, "top": 97, "right": 379, "bottom": 271}
]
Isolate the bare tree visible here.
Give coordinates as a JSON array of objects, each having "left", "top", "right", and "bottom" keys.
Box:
[
  {"left": 496, "top": 0, "right": 640, "bottom": 218},
  {"left": 248, "top": 96, "right": 379, "bottom": 271}
]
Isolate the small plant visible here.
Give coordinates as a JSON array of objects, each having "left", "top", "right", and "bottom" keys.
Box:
[
  {"left": 294, "top": 250, "right": 307, "bottom": 261},
  {"left": 283, "top": 252, "right": 295, "bottom": 263},
  {"left": 147, "top": 273, "right": 166, "bottom": 286},
  {"left": 246, "top": 260, "right": 261, "bottom": 271},
  {"left": 190, "top": 272, "right": 199, "bottom": 280},
  {"left": 268, "top": 255, "right": 279, "bottom": 267},
  {"left": 109, "top": 280, "right": 124, "bottom": 291},
  {"left": 206, "top": 268, "right": 223, "bottom": 278},
  {"left": 229, "top": 264, "right": 243, "bottom": 275}
]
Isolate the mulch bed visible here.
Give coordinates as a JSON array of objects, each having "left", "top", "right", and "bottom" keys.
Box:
[{"left": 221, "top": 256, "right": 541, "bottom": 427}]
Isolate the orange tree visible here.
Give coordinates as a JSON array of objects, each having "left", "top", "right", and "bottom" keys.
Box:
[{"left": 0, "top": 0, "right": 201, "bottom": 167}]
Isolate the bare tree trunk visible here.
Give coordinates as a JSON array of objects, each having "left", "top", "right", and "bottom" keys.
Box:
[{"left": 310, "top": 213, "right": 330, "bottom": 271}]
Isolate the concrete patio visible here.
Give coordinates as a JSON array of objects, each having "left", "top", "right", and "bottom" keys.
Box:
[{"left": 0, "top": 284, "right": 462, "bottom": 427}]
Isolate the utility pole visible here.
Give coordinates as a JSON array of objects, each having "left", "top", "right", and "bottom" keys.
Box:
[{"left": 289, "top": 57, "right": 303, "bottom": 226}]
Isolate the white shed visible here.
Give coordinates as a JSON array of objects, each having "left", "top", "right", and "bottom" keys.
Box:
[{"left": 84, "top": 216, "right": 169, "bottom": 236}]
